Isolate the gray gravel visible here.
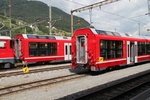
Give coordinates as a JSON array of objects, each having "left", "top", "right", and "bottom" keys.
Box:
[
  {"left": 0, "top": 63, "right": 150, "bottom": 100},
  {"left": 0, "top": 64, "right": 72, "bottom": 89},
  {"left": 0, "top": 63, "right": 71, "bottom": 74}
]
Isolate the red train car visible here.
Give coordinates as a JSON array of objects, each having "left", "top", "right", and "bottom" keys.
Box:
[
  {"left": 0, "top": 36, "right": 15, "bottom": 68},
  {"left": 16, "top": 34, "right": 72, "bottom": 63},
  {"left": 72, "top": 28, "right": 150, "bottom": 71},
  {"left": 0, "top": 34, "right": 72, "bottom": 68}
]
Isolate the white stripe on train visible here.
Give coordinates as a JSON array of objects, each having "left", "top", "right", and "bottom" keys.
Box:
[
  {"left": 96, "top": 58, "right": 127, "bottom": 64},
  {"left": 25, "top": 56, "right": 64, "bottom": 60},
  {"left": 0, "top": 57, "right": 14, "bottom": 60},
  {"left": 138, "top": 55, "right": 150, "bottom": 58},
  {"left": 96, "top": 55, "right": 150, "bottom": 64}
]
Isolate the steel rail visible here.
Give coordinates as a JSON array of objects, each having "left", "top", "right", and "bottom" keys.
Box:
[
  {"left": 0, "top": 65, "right": 70, "bottom": 78},
  {"left": 0, "top": 74, "right": 86, "bottom": 96}
]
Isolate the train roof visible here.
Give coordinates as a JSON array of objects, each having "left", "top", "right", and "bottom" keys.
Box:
[
  {"left": 0, "top": 36, "right": 11, "bottom": 39},
  {"left": 22, "top": 34, "right": 71, "bottom": 40},
  {"left": 91, "top": 28, "right": 150, "bottom": 40}
]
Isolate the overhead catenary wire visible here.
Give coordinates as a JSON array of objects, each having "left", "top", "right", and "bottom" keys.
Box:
[
  {"left": 63, "top": 0, "right": 148, "bottom": 24},
  {"left": 70, "top": 0, "right": 122, "bottom": 35},
  {"left": 1, "top": 0, "right": 149, "bottom": 35},
  {"left": 100, "top": 9, "right": 148, "bottom": 25},
  {"left": 65, "top": 0, "right": 150, "bottom": 35}
]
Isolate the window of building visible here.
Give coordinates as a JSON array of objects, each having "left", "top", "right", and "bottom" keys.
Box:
[{"left": 100, "top": 40, "right": 123, "bottom": 60}]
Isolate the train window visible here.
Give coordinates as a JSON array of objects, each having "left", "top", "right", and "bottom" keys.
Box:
[
  {"left": 63, "top": 37, "right": 68, "bottom": 39},
  {"left": 38, "top": 36, "right": 47, "bottom": 39},
  {"left": 27, "top": 35, "right": 56, "bottom": 40},
  {"left": 81, "top": 39, "right": 85, "bottom": 47},
  {"left": 138, "top": 42, "right": 146, "bottom": 55},
  {"left": 149, "top": 42, "right": 150, "bottom": 54},
  {"left": 38, "top": 43, "right": 49, "bottom": 56},
  {"left": 125, "top": 33, "right": 130, "bottom": 37},
  {"left": 29, "top": 42, "right": 57, "bottom": 56},
  {"left": 113, "top": 32, "right": 121, "bottom": 37},
  {"left": 27, "top": 35, "right": 38, "bottom": 39},
  {"left": 105, "top": 32, "right": 114, "bottom": 36},
  {"left": 100, "top": 40, "right": 123, "bottom": 60},
  {"left": 70, "top": 46, "right": 72, "bottom": 55},
  {"left": 96, "top": 30, "right": 107, "bottom": 35},
  {"left": 65, "top": 45, "right": 68, "bottom": 55},
  {"left": 116, "top": 41, "right": 123, "bottom": 58},
  {"left": 29, "top": 43, "right": 38, "bottom": 56},
  {"left": 128, "top": 45, "right": 129, "bottom": 57},
  {"left": 0, "top": 41, "right": 6, "bottom": 49},
  {"left": 10, "top": 40, "right": 14, "bottom": 49},
  {"left": 146, "top": 42, "right": 150, "bottom": 54},
  {"left": 138, "top": 42, "right": 142, "bottom": 55},
  {"left": 47, "top": 36, "right": 56, "bottom": 39}
]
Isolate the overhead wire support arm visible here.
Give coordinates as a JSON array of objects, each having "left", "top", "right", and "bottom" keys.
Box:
[
  {"left": 71, "top": 0, "right": 120, "bottom": 13},
  {"left": 71, "top": 0, "right": 121, "bottom": 35},
  {"left": 147, "top": 0, "right": 150, "bottom": 16}
]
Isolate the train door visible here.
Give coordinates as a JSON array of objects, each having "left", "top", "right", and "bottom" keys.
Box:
[
  {"left": 15, "top": 39, "right": 21, "bottom": 59},
  {"left": 127, "top": 41, "right": 137, "bottom": 64},
  {"left": 76, "top": 35, "right": 87, "bottom": 64},
  {"left": 134, "top": 42, "right": 138, "bottom": 63},
  {"left": 64, "top": 43, "right": 71, "bottom": 60}
]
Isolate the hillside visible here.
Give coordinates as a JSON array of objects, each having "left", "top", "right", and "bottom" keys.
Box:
[
  {"left": 0, "top": 14, "right": 72, "bottom": 37},
  {"left": 0, "top": 0, "right": 90, "bottom": 35}
]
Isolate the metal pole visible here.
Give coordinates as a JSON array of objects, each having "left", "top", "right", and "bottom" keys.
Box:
[
  {"left": 71, "top": 12, "right": 74, "bottom": 36},
  {"left": 8, "top": 0, "right": 12, "bottom": 37},
  {"left": 70, "top": 0, "right": 121, "bottom": 35},
  {"left": 49, "top": 0, "right": 52, "bottom": 35},
  {"left": 148, "top": 0, "right": 150, "bottom": 16},
  {"left": 138, "top": 22, "right": 140, "bottom": 35},
  {"left": 89, "top": 9, "right": 92, "bottom": 27},
  {"left": 25, "top": 27, "right": 27, "bottom": 34}
]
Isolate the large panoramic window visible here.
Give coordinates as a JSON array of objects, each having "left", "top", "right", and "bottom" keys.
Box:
[
  {"left": 139, "top": 42, "right": 150, "bottom": 55},
  {"left": 100, "top": 40, "right": 123, "bottom": 60},
  {"left": 138, "top": 42, "right": 146, "bottom": 55},
  {"left": 29, "top": 42, "right": 57, "bottom": 56},
  {"left": 146, "top": 42, "right": 150, "bottom": 54}
]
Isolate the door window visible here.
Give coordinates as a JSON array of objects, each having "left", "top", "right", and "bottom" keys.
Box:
[{"left": 0, "top": 41, "right": 6, "bottom": 49}]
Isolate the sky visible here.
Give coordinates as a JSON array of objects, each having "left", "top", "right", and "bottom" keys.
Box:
[{"left": 38, "top": 0, "right": 150, "bottom": 36}]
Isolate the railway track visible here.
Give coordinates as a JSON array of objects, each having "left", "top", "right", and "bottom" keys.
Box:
[
  {"left": 77, "top": 73, "right": 150, "bottom": 100},
  {"left": 0, "top": 65, "right": 70, "bottom": 78},
  {"left": 0, "top": 74, "right": 86, "bottom": 96},
  {"left": 0, "top": 62, "right": 71, "bottom": 73}
]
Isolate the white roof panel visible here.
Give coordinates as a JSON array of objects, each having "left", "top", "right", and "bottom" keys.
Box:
[
  {"left": 90, "top": 28, "right": 150, "bottom": 40},
  {"left": 0, "top": 36, "right": 11, "bottom": 39},
  {"left": 22, "top": 34, "right": 71, "bottom": 40}
]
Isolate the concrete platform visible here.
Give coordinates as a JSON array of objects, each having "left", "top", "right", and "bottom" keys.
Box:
[{"left": 0, "top": 63, "right": 150, "bottom": 100}]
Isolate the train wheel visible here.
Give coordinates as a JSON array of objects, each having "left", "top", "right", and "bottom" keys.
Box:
[
  {"left": 106, "top": 66, "right": 114, "bottom": 71},
  {"left": 4, "top": 63, "right": 11, "bottom": 68}
]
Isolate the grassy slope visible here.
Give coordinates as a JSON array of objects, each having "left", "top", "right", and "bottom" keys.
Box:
[{"left": 0, "top": 0, "right": 90, "bottom": 33}]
